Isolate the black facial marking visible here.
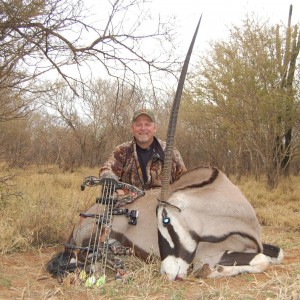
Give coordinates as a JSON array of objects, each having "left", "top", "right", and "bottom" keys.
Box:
[{"left": 158, "top": 209, "right": 196, "bottom": 264}]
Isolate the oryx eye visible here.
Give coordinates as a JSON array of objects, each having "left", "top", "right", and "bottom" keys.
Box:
[{"left": 162, "top": 217, "right": 170, "bottom": 226}]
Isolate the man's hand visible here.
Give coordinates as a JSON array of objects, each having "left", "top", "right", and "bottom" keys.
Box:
[
  {"left": 116, "top": 189, "right": 125, "bottom": 196},
  {"left": 116, "top": 189, "right": 137, "bottom": 198}
]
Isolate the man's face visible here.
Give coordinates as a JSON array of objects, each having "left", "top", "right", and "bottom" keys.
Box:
[{"left": 131, "top": 114, "right": 156, "bottom": 148}]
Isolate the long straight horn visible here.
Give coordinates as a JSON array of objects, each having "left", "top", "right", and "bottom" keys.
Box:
[{"left": 160, "top": 16, "right": 202, "bottom": 201}]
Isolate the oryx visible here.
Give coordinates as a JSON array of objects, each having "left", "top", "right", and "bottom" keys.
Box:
[
  {"left": 156, "top": 166, "right": 283, "bottom": 280},
  {"left": 46, "top": 16, "right": 283, "bottom": 281},
  {"left": 64, "top": 166, "right": 283, "bottom": 281}
]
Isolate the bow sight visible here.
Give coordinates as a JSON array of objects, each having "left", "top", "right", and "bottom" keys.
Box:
[{"left": 112, "top": 207, "right": 139, "bottom": 225}]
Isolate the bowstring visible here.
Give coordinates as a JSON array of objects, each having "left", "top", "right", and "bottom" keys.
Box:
[
  {"left": 98, "top": 178, "right": 115, "bottom": 277},
  {"left": 82, "top": 178, "right": 108, "bottom": 276},
  {"left": 66, "top": 177, "right": 144, "bottom": 281},
  {"left": 83, "top": 182, "right": 104, "bottom": 275}
]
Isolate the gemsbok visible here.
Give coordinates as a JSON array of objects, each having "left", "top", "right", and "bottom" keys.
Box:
[
  {"left": 46, "top": 16, "right": 283, "bottom": 282},
  {"left": 50, "top": 166, "right": 283, "bottom": 281}
]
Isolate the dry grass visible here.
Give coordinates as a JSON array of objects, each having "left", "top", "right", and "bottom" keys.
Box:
[
  {"left": 0, "top": 165, "right": 299, "bottom": 299},
  {"left": 0, "top": 164, "right": 99, "bottom": 253},
  {"left": 2, "top": 249, "right": 299, "bottom": 299},
  {"left": 236, "top": 175, "right": 299, "bottom": 241}
]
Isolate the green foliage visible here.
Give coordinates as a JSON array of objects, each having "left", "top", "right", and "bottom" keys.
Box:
[{"left": 181, "top": 14, "right": 300, "bottom": 186}]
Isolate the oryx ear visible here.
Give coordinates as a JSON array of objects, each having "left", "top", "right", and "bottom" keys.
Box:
[
  {"left": 169, "top": 194, "right": 187, "bottom": 211},
  {"left": 176, "top": 202, "right": 185, "bottom": 211}
]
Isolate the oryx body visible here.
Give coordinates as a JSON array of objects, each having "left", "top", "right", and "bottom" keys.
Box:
[
  {"left": 71, "top": 188, "right": 160, "bottom": 260},
  {"left": 69, "top": 166, "right": 283, "bottom": 280}
]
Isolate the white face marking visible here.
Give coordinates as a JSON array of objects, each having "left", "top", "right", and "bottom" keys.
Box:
[
  {"left": 160, "top": 256, "right": 190, "bottom": 281},
  {"left": 158, "top": 206, "right": 197, "bottom": 253},
  {"left": 157, "top": 204, "right": 198, "bottom": 280}
]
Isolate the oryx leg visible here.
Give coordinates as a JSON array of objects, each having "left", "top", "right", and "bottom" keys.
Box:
[
  {"left": 107, "top": 239, "right": 130, "bottom": 280},
  {"left": 262, "top": 243, "right": 284, "bottom": 264},
  {"left": 195, "top": 251, "right": 270, "bottom": 278}
]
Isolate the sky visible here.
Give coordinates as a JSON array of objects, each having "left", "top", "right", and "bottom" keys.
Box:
[
  {"left": 149, "top": 0, "right": 300, "bottom": 54},
  {"left": 82, "top": 0, "right": 300, "bottom": 80},
  {"left": 57, "top": 0, "right": 300, "bottom": 88}
]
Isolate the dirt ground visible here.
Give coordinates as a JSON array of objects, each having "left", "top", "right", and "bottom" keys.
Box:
[{"left": 0, "top": 243, "right": 300, "bottom": 300}]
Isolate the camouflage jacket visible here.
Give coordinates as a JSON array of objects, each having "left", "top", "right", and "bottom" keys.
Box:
[{"left": 99, "top": 137, "right": 187, "bottom": 190}]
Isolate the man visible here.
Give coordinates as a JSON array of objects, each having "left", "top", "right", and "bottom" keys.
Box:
[
  {"left": 98, "top": 108, "right": 187, "bottom": 280},
  {"left": 99, "top": 108, "right": 187, "bottom": 190}
]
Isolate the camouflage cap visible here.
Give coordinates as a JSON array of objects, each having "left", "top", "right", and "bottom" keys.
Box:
[{"left": 132, "top": 109, "right": 156, "bottom": 122}]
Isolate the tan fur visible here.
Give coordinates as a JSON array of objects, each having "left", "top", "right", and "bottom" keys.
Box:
[{"left": 69, "top": 166, "right": 282, "bottom": 279}]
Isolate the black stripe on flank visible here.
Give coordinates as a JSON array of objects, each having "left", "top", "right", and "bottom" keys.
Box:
[
  {"left": 190, "top": 230, "right": 262, "bottom": 252},
  {"left": 173, "top": 167, "right": 219, "bottom": 193}
]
